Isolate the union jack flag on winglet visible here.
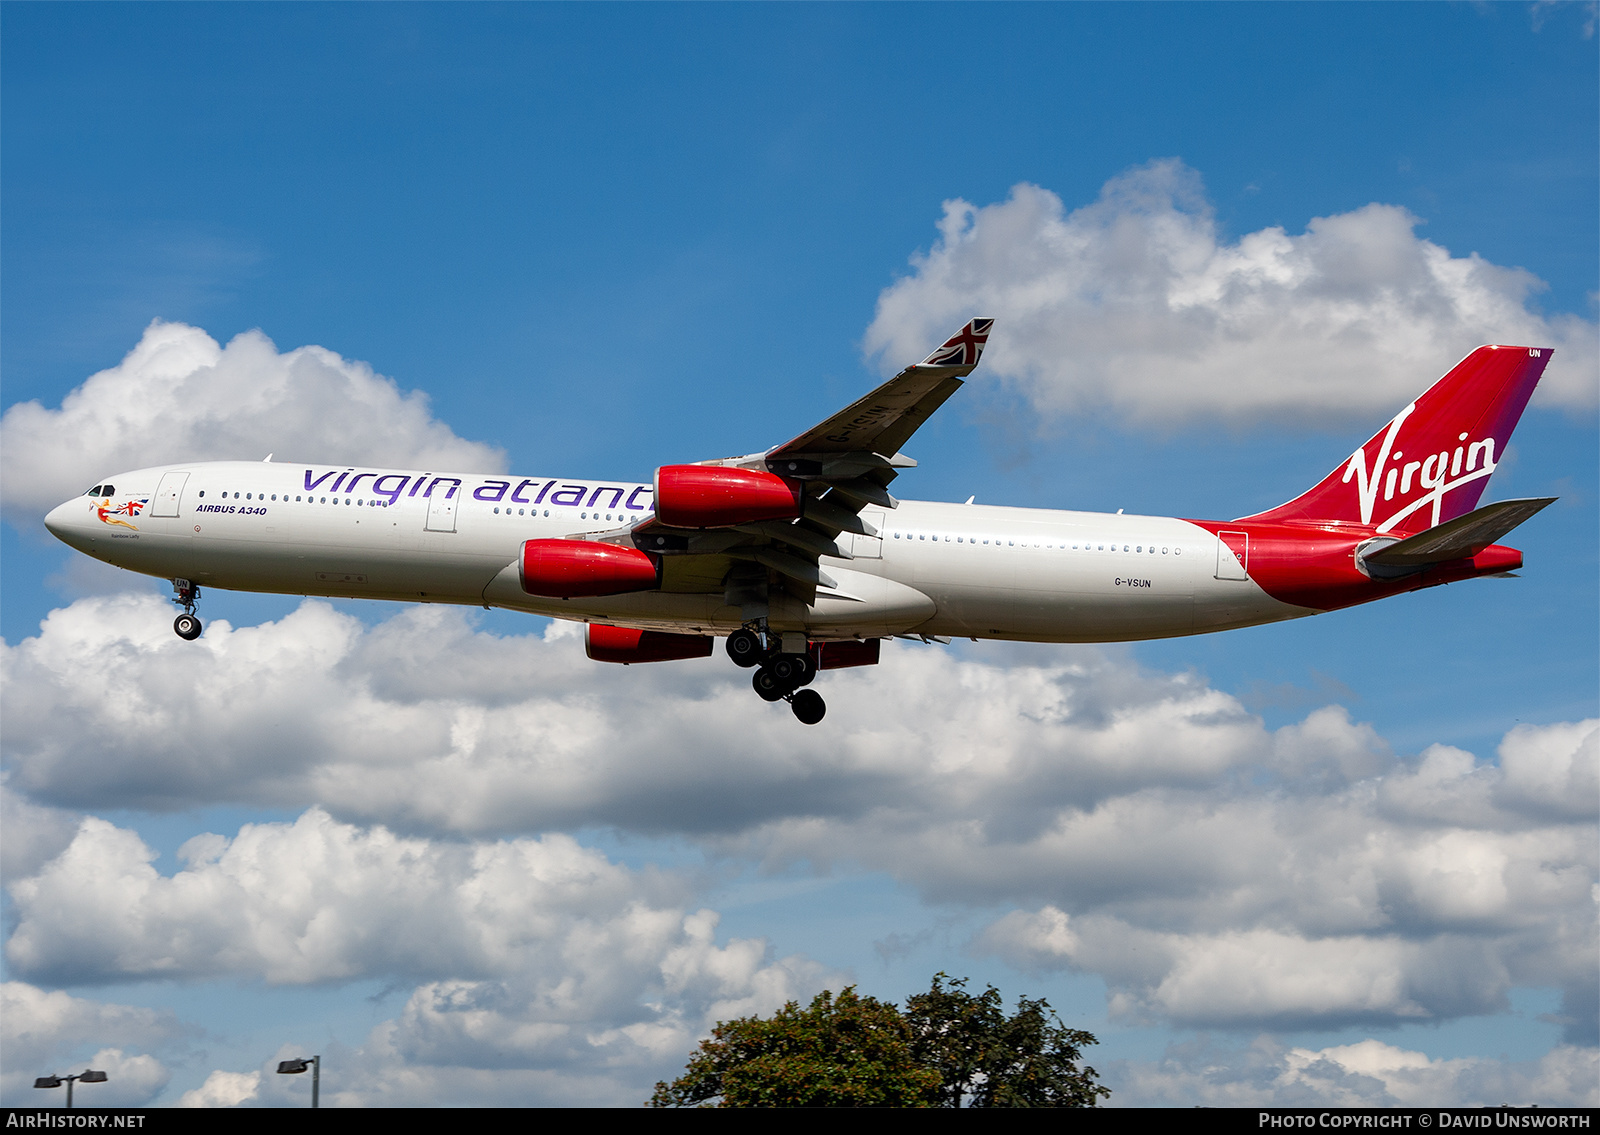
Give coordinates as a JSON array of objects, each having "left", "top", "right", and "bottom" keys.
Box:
[{"left": 920, "top": 317, "right": 994, "bottom": 368}]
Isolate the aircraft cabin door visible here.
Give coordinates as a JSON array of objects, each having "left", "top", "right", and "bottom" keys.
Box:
[
  {"left": 151, "top": 471, "right": 190, "bottom": 517},
  {"left": 1215, "top": 531, "right": 1249, "bottom": 580},
  {"left": 425, "top": 492, "right": 458, "bottom": 533},
  {"left": 850, "top": 509, "right": 885, "bottom": 559}
]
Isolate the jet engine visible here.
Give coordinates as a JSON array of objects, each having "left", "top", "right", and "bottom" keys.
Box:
[
  {"left": 653, "top": 465, "right": 802, "bottom": 528},
  {"left": 520, "top": 539, "right": 659, "bottom": 598},
  {"left": 586, "top": 624, "right": 713, "bottom": 664}
]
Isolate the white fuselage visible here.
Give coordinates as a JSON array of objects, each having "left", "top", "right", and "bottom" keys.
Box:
[{"left": 45, "top": 461, "right": 1310, "bottom": 642}]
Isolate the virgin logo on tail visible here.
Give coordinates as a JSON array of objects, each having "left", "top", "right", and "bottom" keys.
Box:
[
  {"left": 1341, "top": 404, "right": 1502, "bottom": 532},
  {"left": 1242, "top": 346, "right": 1549, "bottom": 533}
]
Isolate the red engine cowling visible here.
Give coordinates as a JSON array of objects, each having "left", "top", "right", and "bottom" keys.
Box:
[
  {"left": 520, "top": 539, "right": 659, "bottom": 598},
  {"left": 654, "top": 465, "right": 802, "bottom": 529},
  {"left": 587, "top": 624, "right": 714, "bottom": 664}
]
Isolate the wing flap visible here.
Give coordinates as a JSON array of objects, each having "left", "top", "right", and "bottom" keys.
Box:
[
  {"left": 825, "top": 478, "right": 899, "bottom": 510},
  {"left": 733, "top": 546, "right": 837, "bottom": 590},
  {"left": 734, "top": 519, "right": 853, "bottom": 560}
]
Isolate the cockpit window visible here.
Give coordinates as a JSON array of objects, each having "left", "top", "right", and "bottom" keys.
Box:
[
  {"left": 86, "top": 485, "right": 109, "bottom": 496},
  {"left": 100, "top": 484, "right": 114, "bottom": 496}
]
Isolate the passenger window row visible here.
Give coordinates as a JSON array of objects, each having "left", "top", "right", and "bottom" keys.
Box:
[
  {"left": 890, "top": 531, "right": 1180, "bottom": 555},
  {"left": 198, "top": 491, "right": 387, "bottom": 507}
]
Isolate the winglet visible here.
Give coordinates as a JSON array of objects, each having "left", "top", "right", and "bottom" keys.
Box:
[{"left": 920, "top": 318, "right": 995, "bottom": 369}]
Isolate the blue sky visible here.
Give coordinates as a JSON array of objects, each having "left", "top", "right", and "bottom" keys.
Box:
[{"left": 2, "top": 3, "right": 1595, "bottom": 1108}]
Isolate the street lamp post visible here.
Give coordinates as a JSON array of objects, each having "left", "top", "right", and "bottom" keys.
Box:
[
  {"left": 33, "top": 1070, "right": 108, "bottom": 1108},
  {"left": 276, "top": 1055, "right": 321, "bottom": 1108}
]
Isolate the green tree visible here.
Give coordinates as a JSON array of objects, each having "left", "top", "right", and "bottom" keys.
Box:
[
  {"left": 649, "top": 987, "right": 941, "bottom": 1108},
  {"left": 905, "top": 974, "right": 1111, "bottom": 1108},
  {"left": 649, "top": 976, "right": 1109, "bottom": 1108}
]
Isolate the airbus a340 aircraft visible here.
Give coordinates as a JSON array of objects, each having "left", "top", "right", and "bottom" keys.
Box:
[{"left": 46, "top": 320, "right": 1555, "bottom": 724}]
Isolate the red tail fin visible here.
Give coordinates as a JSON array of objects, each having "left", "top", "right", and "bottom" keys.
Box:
[{"left": 1241, "top": 346, "right": 1551, "bottom": 534}]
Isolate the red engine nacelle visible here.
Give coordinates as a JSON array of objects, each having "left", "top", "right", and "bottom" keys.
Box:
[
  {"left": 587, "top": 624, "right": 714, "bottom": 664},
  {"left": 654, "top": 464, "right": 802, "bottom": 529},
  {"left": 520, "top": 539, "right": 659, "bottom": 598}
]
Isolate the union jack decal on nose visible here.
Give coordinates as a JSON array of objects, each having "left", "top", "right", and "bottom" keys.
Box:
[{"left": 921, "top": 317, "right": 994, "bottom": 367}]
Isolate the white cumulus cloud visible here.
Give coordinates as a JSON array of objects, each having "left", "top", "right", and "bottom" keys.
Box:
[
  {"left": 4, "top": 593, "right": 1593, "bottom": 1043},
  {"left": 5, "top": 809, "right": 819, "bottom": 999},
  {"left": 1, "top": 780, "right": 80, "bottom": 880},
  {"left": 0, "top": 593, "right": 1269, "bottom": 830},
  {"left": 176, "top": 1070, "right": 260, "bottom": 1108},
  {"left": 0, "top": 983, "right": 181, "bottom": 1106},
  {"left": 1, "top": 320, "right": 506, "bottom": 521},
  {"left": 865, "top": 161, "right": 1598, "bottom": 426},
  {"left": 1106, "top": 1035, "right": 1599, "bottom": 1107},
  {"left": 3, "top": 807, "right": 833, "bottom": 1106}
]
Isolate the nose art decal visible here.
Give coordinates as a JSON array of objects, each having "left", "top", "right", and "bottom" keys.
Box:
[{"left": 95, "top": 497, "right": 148, "bottom": 530}]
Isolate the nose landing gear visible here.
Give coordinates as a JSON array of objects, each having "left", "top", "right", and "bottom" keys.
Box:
[
  {"left": 170, "top": 579, "right": 203, "bottom": 640},
  {"left": 730, "top": 624, "right": 826, "bottom": 724}
]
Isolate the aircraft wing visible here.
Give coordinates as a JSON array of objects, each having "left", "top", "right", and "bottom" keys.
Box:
[
  {"left": 768, "top": 317, "right": 995, "bottom": 460},
  {"left": 597, "top": 318, "right": 994, "bottom": 605}
]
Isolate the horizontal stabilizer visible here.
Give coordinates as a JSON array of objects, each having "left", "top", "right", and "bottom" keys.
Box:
[{"left": 1363, "top": 497, "right": 1556, "bottom": 568}]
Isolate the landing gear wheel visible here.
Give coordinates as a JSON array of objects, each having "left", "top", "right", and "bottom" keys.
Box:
[
  {"left": 726, "top": 629, "right": 763, "bottom": 668},
  {"left": 769, "top": 653, "right": 810, "bottom": 687},
  {"left": 752, "top": 668, "right": 786, "bottom": 702},
  {"left": 790, "top": 689, "right": 826, "bottom": 725},
  {"left": 170, "top": 579, "right": 203, "bottom": 640}
]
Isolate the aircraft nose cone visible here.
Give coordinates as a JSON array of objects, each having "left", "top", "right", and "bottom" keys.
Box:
[{"left": 44, "top": 498, "right": 88, "bottom": 546}]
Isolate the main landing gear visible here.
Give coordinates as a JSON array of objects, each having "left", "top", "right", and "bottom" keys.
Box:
[
  {"left": 170, "top": 578, "right": 203, "bottom": 640},
  {"left": 726, "top": 627, "right": 826, "bottom": 725}
]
